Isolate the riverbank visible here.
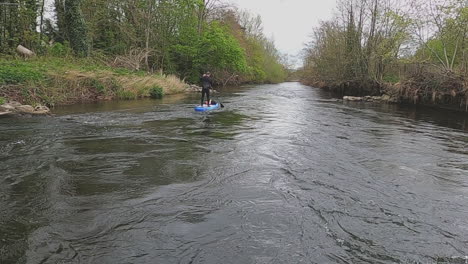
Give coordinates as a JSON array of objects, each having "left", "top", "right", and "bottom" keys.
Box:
[
  {"left": 302, "top": 72, "right": 468, "bottom": 112},
  {"left": 0, "top": 57, "right": 189, "bottom": 108}
]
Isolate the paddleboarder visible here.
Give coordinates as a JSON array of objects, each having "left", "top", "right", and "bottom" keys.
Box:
[{"left": 200, "top": 72, "right": 212, "bottom": 106}]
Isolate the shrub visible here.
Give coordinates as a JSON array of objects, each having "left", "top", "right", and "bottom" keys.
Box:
[
  {"left": 0, "top": 63, "right": 44, "bottom": 84},
  {"left": 48, "top": 42, "right": 71, "bottom": 57},
  {"left": 149, "top": 85, "right": 164, "bottom": 99},
  {"left": 383, "top": 74, "right": 400, "bottom": 84},
  {"left": 0, "top": 97, "right": 5, "bottom": 105}
]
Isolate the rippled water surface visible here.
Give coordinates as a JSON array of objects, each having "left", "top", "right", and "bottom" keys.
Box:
[{"left": 1, "top": 82, "right": 468, "bottom": 264}]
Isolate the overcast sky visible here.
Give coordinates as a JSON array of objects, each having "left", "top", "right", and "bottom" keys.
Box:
[{"left": 228, "top": 0, "right": 337, "bottom": 61}]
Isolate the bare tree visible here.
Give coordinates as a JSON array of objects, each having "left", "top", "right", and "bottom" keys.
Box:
[
  {"left": 409, "top": 0, "right": 467, "bottom": 72},
  {"left": 236, "top": 9, "right": 264, "bottom": 38},
  {"left": 197, "top": 0, "right": 230, "bottom": 34}
]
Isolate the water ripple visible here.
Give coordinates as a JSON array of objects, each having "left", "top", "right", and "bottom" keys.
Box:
[{"left": 1, "top": 83, "right": 468, "bottom": 263}]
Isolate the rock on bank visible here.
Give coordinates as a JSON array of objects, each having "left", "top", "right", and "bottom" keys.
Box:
[{"left": 0, "top": 101, "right": 50, "bottom": 116}]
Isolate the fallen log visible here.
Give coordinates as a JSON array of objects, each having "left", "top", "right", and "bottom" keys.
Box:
[
  {"left": 0, "top": 111, "right": 12, "bottom": 116},
  {"left": 17, "top": 45, "right": 35, "bottom": 57}
]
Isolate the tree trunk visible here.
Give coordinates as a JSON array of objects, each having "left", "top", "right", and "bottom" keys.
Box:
[
  {"left": 64, "top": 0, "right": 89, "bottom": 57},
  {"left": 39, "top": 0, "right": 46, "bottom": 45},
  {"left": 366, "top": 0, "right": 378, "bottom": 78},
  {"left": 144, "top": 0, "right": 153, "bottom": 71},
  {"left": 55, "top": 0, "right": 67, "bottom": 42}
]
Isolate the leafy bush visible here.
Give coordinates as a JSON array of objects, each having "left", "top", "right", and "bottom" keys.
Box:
[
  {"left": 383, "top": 74, "right": 400, "bottom": 84},
  {"left": 0, "top": 62, "right": 45, "bottom": 84},
  {"left": 0, "top": 97, "right": 5, "bottom": 105},
  {"left": 149, "top": 85, "right": 164, "bottom": 99},
  {"left": 196, "top": 22, "right": 248, "bottom": 74},
  {"left": 48, "top": 42, "right": 71, "bottom": 57}
]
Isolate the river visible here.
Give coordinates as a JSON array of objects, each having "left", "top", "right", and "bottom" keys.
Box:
[{"left": 1, "top": 82, "right": 468, "bottom": 264}]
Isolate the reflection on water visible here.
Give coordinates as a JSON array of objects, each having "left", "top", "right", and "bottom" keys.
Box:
[{"left": 1, "top": 83, "right": 467, "bottom": 264}]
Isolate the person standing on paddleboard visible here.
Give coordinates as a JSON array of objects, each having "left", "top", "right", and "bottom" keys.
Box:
[{"left": 200, "top": 72, "right": 212, "bottom": 106}]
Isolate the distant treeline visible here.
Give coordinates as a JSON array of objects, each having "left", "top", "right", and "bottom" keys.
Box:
[
  {"left": 0, "top": 0, "right": 288, "bottom": 85},
  {"left": 300, "top": 0, "right": 467, "bottom": 109}
]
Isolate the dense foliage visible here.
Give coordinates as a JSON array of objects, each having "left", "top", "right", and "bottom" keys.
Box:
[
  {"left": 0, "top": 0, "right": 287, "bottom": 85},
  {"left": 300, "top": 0, "right": 467, "bottom": 85},
  {"left": 0, "top": 0, "right": 39, "bottom": 52}
]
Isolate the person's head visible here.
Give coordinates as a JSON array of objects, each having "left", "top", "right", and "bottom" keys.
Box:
[{"left": 206, "top": 71, "right": 211, "bottom": 76}]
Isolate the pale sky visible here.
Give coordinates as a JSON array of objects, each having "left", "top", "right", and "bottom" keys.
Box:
[{"left": 228, "top": 0, "right": 337, "bottom": 65}]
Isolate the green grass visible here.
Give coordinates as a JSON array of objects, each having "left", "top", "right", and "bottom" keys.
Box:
[
  {"left": 149, "top": 85, "right": 164, "bottom": 99},
  {"left": 90, "top": 78, "right": 106, "bottom": 93},
  {"left": 0, "top": 56, "right": 187, "bottom": 106},
  {"left": 116, "top": 90, "right": 137, "bottom": 100},
  {"left": 0, "top": 61, "right": 45, "bottom": 84},
  {"left": 0, "top": 57, "right": 124, "bottom": 76},
  {"left": 0, "top": 56, "right": 160, "bottom": 83},
  {"left": 137, "top": 86, "right": 150, "bottom": 97}
]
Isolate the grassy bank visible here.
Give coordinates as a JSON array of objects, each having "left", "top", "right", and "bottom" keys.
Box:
[{"left": 0, "top": 56, "right": 188, "bottom": 107}]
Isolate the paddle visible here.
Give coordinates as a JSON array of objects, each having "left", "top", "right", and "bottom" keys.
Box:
[{"left": 212, "top": 89, "right": 224, "bottom": 108}]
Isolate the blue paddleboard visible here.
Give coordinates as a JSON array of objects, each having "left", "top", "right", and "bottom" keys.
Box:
[{"left": 194, "top": 103, "right": 220, "bottom": 112}]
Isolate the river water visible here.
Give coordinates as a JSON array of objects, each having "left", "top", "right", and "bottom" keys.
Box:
[{"left": 1, "top": 82, "right": 468, "bottom": 264}]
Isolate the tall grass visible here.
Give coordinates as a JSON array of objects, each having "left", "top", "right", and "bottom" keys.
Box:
[{"left": 0, "top": 57, "right": 188, "bottom": 106}]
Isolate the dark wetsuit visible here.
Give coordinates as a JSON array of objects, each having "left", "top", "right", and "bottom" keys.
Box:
[{"left": 200, "top": 75, "right": 212, "bottom": 106}]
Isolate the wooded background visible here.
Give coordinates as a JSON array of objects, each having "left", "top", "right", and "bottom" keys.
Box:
[
  {"left": 0, "top": 0, "right": 288, "bottom": 85},
  {"left": 300, "top": 0, "right": 467, "bottom": 85}
]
